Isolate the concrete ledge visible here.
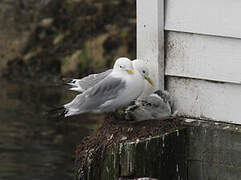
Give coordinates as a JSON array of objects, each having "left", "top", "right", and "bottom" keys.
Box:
[{"left": 75, "top": 118, "right": 241, "bottom": 180}]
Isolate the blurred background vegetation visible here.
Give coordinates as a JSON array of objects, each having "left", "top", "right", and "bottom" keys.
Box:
[
  {"left": 0, "top": 1, "right": 136, "bottom": 179},
  {"left": 0, "top": 0, "right": 136, "bottom": 83}
]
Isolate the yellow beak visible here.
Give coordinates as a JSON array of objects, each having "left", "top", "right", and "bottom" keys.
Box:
[
  {"left": 145, "top": 77, "right": 154, "bottom": 86},
  {"left": 126, "top": 69, "right": 134, "bottom": 74}
]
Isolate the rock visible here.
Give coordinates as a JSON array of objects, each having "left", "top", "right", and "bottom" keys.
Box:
[
  {"left": 39, "top": 18, "right": 54, "bottom": 28},
  {"left": 0, "top": 0, "right": 136, "bottom": 84}
]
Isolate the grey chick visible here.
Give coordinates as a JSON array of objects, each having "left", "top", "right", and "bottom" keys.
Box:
[{"left": 125, "top": 90, "right": 175, "bottom": 121}]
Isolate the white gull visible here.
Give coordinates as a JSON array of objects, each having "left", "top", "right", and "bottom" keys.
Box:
[{"left": 63, "top": 57, "right": 154, "bottom": 117}]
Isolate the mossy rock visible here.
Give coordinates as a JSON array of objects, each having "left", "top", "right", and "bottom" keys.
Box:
[{"left": 1, "top": 0, "right": 136, "bottom": 83}]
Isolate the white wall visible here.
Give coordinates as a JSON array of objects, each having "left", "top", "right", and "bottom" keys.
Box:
[
  {"left": 167, "top": 77, "right": 241, "bottom": 124},
  {"left": 165, "top": 32, "right": 241, "bottom": 85},
  {"left": 137, "top": 0, "right": 164, "bottom": 91},
  {"left": 165, "top": 0, "right": 241, "bottom": 39},
  {"left": 137, "top": 0, "right": 241, "bottom": 124}
]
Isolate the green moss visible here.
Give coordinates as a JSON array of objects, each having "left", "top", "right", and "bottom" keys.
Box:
[
  {"left": 61, "top": 46, "right": 104, "bottom": 76},
  {"left": 53, "top": 33, "right": 65, "bottom": 45}
]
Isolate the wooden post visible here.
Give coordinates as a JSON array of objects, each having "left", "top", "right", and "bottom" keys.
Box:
[{"left": 137, "top": 0, "right": 164, "bottom": 90}]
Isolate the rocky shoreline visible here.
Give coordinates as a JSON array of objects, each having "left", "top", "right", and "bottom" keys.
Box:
[{"left": 0, "top": 0, "right": 136, "bottom": 83}]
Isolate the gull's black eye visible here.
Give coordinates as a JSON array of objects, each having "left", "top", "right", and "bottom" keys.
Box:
[
  {"left": 120, "top": 65, "right": 123, "bottom": 68},
  {"left": 142, "top": 70, "right": 146, "bottom": 73}
]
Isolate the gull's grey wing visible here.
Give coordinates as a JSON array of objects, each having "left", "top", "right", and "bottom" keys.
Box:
[
  {"left": 64, "top": 69, "right": 112, "bottom": 92},
  {"left": 64, "top": 76, "right": 125, "bottom": 116}
]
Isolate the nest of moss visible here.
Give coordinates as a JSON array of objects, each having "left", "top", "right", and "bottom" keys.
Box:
[{"left": 75, "top": 115, "right": 182, "bottom": 179}]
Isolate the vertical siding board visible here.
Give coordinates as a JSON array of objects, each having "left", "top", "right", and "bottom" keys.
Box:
[{"left": 137, "top": 0, "right": 164, "bottom": 90}]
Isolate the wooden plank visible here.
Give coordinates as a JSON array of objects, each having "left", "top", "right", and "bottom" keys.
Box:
[
  {"left": 137, "top": 0, "right": 164, "bottom": 90},
  {"left": 166, "top": 77, "right": 241, "bottom": 124},
  {"left": 165, "top": 0, "right": 241, "bottom": 39},
  {"left": 165, "top": 32, "right": 241, "bottom": 84}
]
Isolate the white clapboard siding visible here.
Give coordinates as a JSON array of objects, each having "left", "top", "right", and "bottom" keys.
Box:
[
  {"left": 165, "top": 32, "right": 241, "bottom": 84},
  {"left": 165, "top": 0, "right": 241, "bottom": 39},
  {"left": 137, "top": 0, "right": 164, "bottom": 90},
  {"left": 167, "top": 77, "right": 241, "bottom": 124}
]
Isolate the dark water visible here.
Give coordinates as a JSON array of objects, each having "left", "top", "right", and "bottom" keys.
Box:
[{"left": 0, "top": 80, "right": 104, "bottom": 180}]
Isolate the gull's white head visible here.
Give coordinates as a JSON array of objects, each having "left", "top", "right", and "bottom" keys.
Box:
[
  {"left": 133, "top": 59, "right": 154, "bottom": 86},
  {"left": 113, "top": 57, "right": 134, "bottom": 74}
]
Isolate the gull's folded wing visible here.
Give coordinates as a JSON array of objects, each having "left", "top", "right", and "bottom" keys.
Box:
[{"left": 63, "top": 69, "right": 112, "bottom": 92}]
